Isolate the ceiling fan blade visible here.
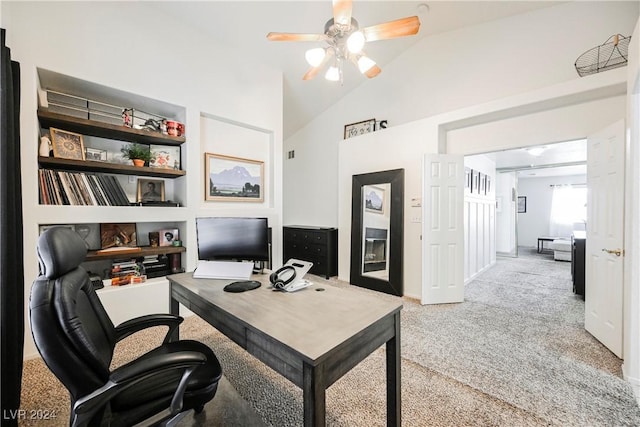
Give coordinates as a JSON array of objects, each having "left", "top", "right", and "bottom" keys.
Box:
[
  {"left": 361, "top": 16, "right": 420, "bottom": 42},
  {"left": 303, "top": 49, "right": 334, "bottom": 80},
  {"left": 332, "top": 0, "right": 353, "bottom": 26},
  {"left": 364, "top": 64, "right": 381, "bottom": 79},
  {"left": 303, "top": 66, "right": 322, "bottom": 81},
  {"left": 266, "top": 32, "right": 327, "bottom": 42}
]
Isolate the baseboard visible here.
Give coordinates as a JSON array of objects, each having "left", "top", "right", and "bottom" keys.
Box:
[
  {"left": 623, "top": 366, "right": 640, "bottom": 405},
  {"left": 464, "top": 260, "right": 497, "bottom": 285}
]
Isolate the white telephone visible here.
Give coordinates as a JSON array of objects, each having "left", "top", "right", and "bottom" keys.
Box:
[{"left": 269, "top": 259, "right": 313, "bottom": 292}]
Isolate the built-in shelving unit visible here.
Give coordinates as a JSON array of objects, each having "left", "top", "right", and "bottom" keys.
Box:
[{"left": 36, "top": 69, "right": 189, "bottom": 283}]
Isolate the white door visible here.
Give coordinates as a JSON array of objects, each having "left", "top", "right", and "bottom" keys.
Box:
[
  {"left": 422, "top": 154, "right": 464, "bottom": 305},
  {"left": 586, "top": 120, "right": 625, "bottom": 358}
]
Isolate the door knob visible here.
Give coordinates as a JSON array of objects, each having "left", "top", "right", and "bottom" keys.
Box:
[{"left": 602, "top": 248, "right": 623, "bottom": 257}]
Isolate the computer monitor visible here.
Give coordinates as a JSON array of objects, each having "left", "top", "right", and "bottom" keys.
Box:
[{"left": 196, "top": 217, "right": 269, "bottom": 262}]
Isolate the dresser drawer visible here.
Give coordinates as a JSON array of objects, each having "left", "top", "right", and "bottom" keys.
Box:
[
  {"left": 286, "top": 229, "right": 327, "bottom": 244},
  {"left": 309, "top": 257, "right": 329, "bottom": 276},
  {"left": 283, "top": 226, "right": 338, "bottom": 279}
]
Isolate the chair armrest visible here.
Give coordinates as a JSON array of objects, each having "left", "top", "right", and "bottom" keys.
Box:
[
  {"left": 114, "top": 314, "right": 183, "bottom": 343},
  {"left": 72, "top": 351, "right": 206, "bottom": 427}
]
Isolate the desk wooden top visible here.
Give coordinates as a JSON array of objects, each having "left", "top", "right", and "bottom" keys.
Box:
[{"left": 168, "top": 272, "right": 403, "bottom": 363}]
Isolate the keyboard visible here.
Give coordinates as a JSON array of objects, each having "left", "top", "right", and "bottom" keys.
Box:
[{"left": 193, "top": 260, "right": 253, "bottom": 280}]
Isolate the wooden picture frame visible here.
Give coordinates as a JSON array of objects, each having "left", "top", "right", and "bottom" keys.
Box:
[
  {"left": 50, "top": 128, "right": 85, "bottom": 160},
  {"left": 137, "top": 178, "right": 165, "bottom": 202},
  {"left": 205, "top": 153, "right": 264, "bottom": 202},
  {"left": 100, "top": 223, "right": 137, "bottom": 249}
]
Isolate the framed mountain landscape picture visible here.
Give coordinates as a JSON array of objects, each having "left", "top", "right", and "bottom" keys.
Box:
[{"left": 205, "top": 153, "right": 264, "bottom": 202}]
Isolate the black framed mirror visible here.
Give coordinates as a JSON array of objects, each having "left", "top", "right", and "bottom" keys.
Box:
[{"left": 350, "top": 169, "right": 404, "bottom": 296}]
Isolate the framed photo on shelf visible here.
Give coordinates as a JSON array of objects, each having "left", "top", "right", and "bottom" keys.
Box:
[
  {"left": 517, "top": 196, "right": 527, "bottom": 213},
  {"left": 137, "top": 178, "right": 165, "bottom": 202},
  {"left": 205, "top": 153, "right": 264, "bottom": 202},
  {"left": 85, "top": 147, "right": 107, "bottom": 161},
  {"left": 364, "top": 185, "right": 385, "bottom": 214},
  {"left": 160, "top": 228, "right": 179, "bottom": 247},
  {"left": 100, "top": 223, "right": 137, "bottom": 248},
  {"left": 50, "top": 128, "right": 85, "bottom": 160},
  {"left": 149, "top": 145, "right": 181, "bottom": 170}
]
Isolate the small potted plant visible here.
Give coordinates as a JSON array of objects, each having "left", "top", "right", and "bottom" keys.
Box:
[{"left": 121, "top": 143, "right": 153, "bottom": 167}]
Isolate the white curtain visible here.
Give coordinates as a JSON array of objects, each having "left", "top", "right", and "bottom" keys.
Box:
[{"left": 549, "top": 186, "right": 587, "bottom": 237}]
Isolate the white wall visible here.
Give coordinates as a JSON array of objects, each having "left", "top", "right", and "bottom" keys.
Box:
[
  {"left": 293, "top": 1, "right": 637, "bottom": 300},
  {"left": 4, "top": 2, "right": 283, "bottom": 358},
  {"left": 464, "top": 155, "right": 496, "bottom": 282},
  {"left": 284, "top": 1, "right": 639, "bottom": 226},
  {"left": 338, "top": 120, "right": 438, "bottom": 299},
  {"left": 495, "top": 172, "right": 517, "bottom": 255},
  {"left": 517, "top": 174, "right": 586, "bottom": 247},
  {"left": 623, "top": 15, "right": 640, "bottom": 402}
]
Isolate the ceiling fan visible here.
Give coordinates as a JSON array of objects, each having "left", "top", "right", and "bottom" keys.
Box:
[{"left": 266, "top": 0, "right": 421, "bottom": 82}]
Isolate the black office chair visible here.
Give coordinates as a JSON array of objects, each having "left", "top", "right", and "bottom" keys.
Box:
[{"left": 29, "top": 227, "right": 222, "bottom": 426}]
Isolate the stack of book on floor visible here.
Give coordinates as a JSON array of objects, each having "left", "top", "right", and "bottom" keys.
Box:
[
  {"left": 141, "top": 254, "right": 171, "bottom": 278},
  {"left": 39, "top": 169, "right": 129, "bottom": 206}
]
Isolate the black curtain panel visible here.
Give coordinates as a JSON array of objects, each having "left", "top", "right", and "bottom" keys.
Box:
[{"left": 0, "top": 28, "right": 24, "bottom": 426}]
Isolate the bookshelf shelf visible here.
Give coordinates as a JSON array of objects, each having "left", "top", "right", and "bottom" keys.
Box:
[
  {"left": 38, "top": 157, "right": 185, "bottom": 179},
  {"left": 86, "top": 245, "right": 185, "bottom": 262},
  {"left": 38, "top": 109, "right": 185, "bottom": 146}
]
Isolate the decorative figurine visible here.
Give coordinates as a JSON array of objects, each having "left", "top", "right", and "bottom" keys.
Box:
[
  {"left": 122, "top": 108, "right": 133, "bottom": 128},
  {"left": 160, "top": 119, "right": 168, "bottom": 135},
  {"left": 39, "top": 134, "right": 52, "bottom": 157}
]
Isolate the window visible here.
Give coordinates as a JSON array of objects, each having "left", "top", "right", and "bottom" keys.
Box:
[{"left": 549, "top": 185, "right": 587, "bottom": 237}]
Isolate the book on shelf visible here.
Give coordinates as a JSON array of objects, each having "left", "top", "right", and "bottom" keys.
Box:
[{"left": 38, "top": 169, "right": 130, "bottom": 206}]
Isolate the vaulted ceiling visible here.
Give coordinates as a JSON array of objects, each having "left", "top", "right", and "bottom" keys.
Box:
[{"left": 152, "top": 1, "right": 562, "bottom": 139}]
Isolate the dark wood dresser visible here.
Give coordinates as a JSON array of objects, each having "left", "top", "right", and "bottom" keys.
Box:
[{"left": 283, "top": 226, "right": 338, "bottom": 279}]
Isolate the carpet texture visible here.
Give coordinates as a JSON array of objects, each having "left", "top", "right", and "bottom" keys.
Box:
[{"left": 19, "top": 248, "right": 640, "bottom": 426}]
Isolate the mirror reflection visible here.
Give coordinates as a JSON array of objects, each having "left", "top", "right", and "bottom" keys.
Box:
[
  {"left": 361, "top": 184, "right": 391, "bottom": 280},
  {"left": 350, "top": 168, "right": 403, "bottom": 296}
]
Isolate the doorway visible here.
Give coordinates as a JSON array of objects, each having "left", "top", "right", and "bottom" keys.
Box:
[{"left": 465, "top": 138, "right": 587, "bottom": 264}]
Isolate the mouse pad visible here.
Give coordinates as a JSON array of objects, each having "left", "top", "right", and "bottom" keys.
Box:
[{"left": 224, "top": 280, "right": 261, "bottom": 293}]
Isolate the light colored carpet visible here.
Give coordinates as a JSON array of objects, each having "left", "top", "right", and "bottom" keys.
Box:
[{"left": 19, "top": 249, "right": 640, "bottom": 426}]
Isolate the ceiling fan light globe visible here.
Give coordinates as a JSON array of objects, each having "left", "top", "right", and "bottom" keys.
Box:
[
  {"left": 347, "top": 31, "right": 365, "bottom": 53},
  {"left": 305, "top": 48, "right": 326, "bottom": 67},
  {"left": 357, "top": 56, "right": 376, "bottom": 73},
  {"left": 325, "top": 66, "right": 340, "bottom": 81}
]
